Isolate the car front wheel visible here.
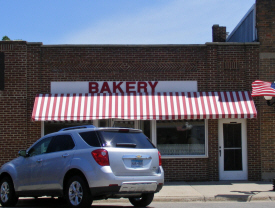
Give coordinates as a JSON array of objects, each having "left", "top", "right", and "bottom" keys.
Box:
[
  {"left": 65, "top": 176, "right": 92, "bottom": 208},
  {"left": 129, "top": 193, "right": 154, "bottom": 207},
  {"left": 0, "top": 177, "right": 18, "bottom": 207}
]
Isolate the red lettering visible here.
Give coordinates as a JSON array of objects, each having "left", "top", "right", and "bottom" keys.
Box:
[
  {"left": 113, "top": 82, "right": 123, "bottom": 93},
  {"left": 137, "top": 82, "right": 147, "bottom": 93},
  {"left": 89, "top": 82, "right": 99, "bottom": 93},
  {"left": 100, "top": 82, "right": 111, "bottom": 93},
  {"left": 148, "top": 81, "right": 158, "bottom": 94},
  {"left": 126, "top": 82, "right": 136, "bottom": 93}
]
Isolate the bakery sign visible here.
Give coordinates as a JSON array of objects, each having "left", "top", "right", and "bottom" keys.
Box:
[{"left": 51, "top": 81, "right": 197, "bottom": 94}]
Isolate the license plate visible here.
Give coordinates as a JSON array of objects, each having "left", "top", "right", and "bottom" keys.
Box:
[
  {"left": 131, "top": 159, "right": 143, "bottom": 168},
  {"left": 119, "top": 182, "right": 157, "bottom": 192}
]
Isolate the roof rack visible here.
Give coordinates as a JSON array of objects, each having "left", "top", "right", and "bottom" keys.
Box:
[{"left": 59, "top": 125, "right": 96, "bottom": 132}]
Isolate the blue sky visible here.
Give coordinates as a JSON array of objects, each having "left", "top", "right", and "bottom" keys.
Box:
[{"left": 1, "top": 0, "right": 255, "bottom": 45}]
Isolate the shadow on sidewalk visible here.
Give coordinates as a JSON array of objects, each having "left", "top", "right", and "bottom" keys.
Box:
[{"left": 16, "top": 198, "right": 133, "bottom": 208}]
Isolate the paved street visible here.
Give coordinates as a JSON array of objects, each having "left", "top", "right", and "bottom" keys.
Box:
[{"left": 3, "top": 199, "right": 275, "bottom": 208}]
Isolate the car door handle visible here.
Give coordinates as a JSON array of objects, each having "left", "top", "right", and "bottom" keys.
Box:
[
  {"left": 62, "top": 153, "right": 70, "bottom": 158},
  {"left": 36, "top": 159, "right": 43, "bottom": 163}
]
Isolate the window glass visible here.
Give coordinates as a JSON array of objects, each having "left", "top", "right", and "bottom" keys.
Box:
[
  {"left": 99, "top": 119, "right": 109, "bottom": 127},
  {"left": 28, "top": 137, "right": 53, "bottom": 157},
  {"left": 47, "top": 135, "right": 75, "bottom": 153},
  {"left": 157, "top": 120, "right": 205, "bottom": 156},
  {"left": 99, "top": 131, "right": 155, "bottom": 149},
  {"left": 79, "top": 131, "right": 101, "bottom": 147},
  {"left": 113, "top": 120, "right": 135, "bottom": 128},
  {"left": 141, "top": 120, "right": 150, "bottom": 139}
]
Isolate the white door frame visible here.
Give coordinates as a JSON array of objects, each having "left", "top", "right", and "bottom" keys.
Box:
[{"left": 218, "top": 119, "right": 248, "bottom": 180}]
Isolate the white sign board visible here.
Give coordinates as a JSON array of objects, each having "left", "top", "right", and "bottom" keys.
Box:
[{"left": 51, "top": 81, "right": 197, "bottom": 94}]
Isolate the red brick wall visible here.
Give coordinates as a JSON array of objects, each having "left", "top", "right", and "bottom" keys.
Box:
[
  {"left": 0, "top": 42, "right": 28, "bottom": 164},
  {"left": 162, "top": 158, "right": 208, "bottom": 181},
  {"left": 0, "top": 41, "right": 260, "bottom": 181},
  {"left": 256, "top": 0, "right": 275, "bottom": 180}
]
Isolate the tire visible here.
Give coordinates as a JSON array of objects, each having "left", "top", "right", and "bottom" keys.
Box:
[
  {"left": 0, "top": 177, "right": 18, "bottom": 207},
  {"left": 129, "top": 193, "right": 154, "bottom": 207},
  {"left": 65, "top": 176, "right": 92, "bottom": 208}
]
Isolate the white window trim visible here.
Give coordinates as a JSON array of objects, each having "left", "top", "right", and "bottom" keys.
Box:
[
  {"left": 41, "top": 121, "right": 45, "bottom": 137},
  {"left": 93, "top": 120, "right": 99, "bottom": 127}
]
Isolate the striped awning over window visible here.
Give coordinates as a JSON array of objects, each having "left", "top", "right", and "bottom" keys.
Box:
[{"left": 32, "top": 91, "right": 257, "bottom": 121}]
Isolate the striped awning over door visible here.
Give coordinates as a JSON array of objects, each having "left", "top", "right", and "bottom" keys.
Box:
[{"left": 31, "top": 91, "right": 257, "bottom": 121}]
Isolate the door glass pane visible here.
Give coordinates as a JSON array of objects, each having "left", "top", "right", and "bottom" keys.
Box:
[
  {"left": 28, "top": 137, "right": 53, "bottom": 157},
  {"left": 223, "top": 124, "right": 241, "bottom": 148},
  {"left": 47, "top": 135, "right": 75, "bottom": 153},
  {"left": 224, "top": 149, "right": 242, "bottom": 171},
  {"left": 223, "top": 123, "right": 242, "bottom": 171}
]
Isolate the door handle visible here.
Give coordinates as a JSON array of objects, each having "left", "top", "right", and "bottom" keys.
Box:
[
  {"left": 219, "top": 150, "right": 221, "bottom": 157},
  {"left": 36, "top": 159, "right": 43, "bottom": 163},
  {"left": 62, "top": 153, "right": 69, "bottom": 158}
]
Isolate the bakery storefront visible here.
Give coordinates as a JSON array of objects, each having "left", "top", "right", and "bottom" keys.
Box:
[{"left": 32, "top": 80, "right": 257, "bottom": 181}]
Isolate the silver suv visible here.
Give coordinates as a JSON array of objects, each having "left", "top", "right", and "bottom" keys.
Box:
[{"left": 0, "top": 125, "right": 164, "bottom": 207}]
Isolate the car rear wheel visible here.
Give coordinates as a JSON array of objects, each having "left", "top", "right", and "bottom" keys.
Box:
[
  {"left": 65, "top": 176, "right": 92, "bottom": 208},
  {"left": 129, "top": 193, "right": 154, "bottom": 207},
  {"left": 0, "top": 177, "right": 18, "bottom": 207}
]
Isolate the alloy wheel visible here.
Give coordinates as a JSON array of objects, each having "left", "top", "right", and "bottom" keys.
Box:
[
  {"left": 1, "top": 182, "right": 9, "bottom": 203},
  {"left": 69, "top": 181, "right": 83, "bottom": 206}
]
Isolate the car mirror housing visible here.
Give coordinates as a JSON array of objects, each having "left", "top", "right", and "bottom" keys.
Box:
[{"left": 18, "top": 150, "right": 28, "bottom": 157}]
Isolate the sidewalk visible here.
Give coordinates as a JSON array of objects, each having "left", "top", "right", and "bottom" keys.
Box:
[
  {"left": 94, "top": 181, "right": 275, "bottom": 204},
  {"left": 153, "top": 181, "right": 275, "bottom": 202}
]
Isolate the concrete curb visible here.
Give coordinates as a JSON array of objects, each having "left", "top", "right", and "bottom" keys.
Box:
[{"left": 93, "top": 195, "right": 275, "bottom": 204}]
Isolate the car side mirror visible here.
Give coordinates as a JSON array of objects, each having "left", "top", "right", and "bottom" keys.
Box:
[{"left": 18, "top": 150, "right": 28, "bottom": 157}]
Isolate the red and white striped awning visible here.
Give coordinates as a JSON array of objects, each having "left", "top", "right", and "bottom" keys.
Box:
[{"left": 32, "top": 91, "right": 257, "bottom": 121}]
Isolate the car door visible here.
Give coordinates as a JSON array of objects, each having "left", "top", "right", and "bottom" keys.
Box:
[
  {"left": 17, "top": 136, "right": 53, "bottom": 191},
  {"left": 39, "top": 134, "right": 75, "bottom": 190}
]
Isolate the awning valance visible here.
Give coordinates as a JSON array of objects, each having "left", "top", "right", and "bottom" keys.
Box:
[{"left": 32, "top": 91, "right": 257, "bottom": 121}]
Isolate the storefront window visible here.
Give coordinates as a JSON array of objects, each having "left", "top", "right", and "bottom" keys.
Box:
[
  {"left": 44, "top": 121, "right": 94, "bottom": 135},
  {"left": 99, "top": 119, "right": 109, "bottom": 127},
  {"left": 157, "top": 120, "right": 205, "bottom": 156},
  {"left": 140, "top": 120, "right": 150, "bottom": 139},
  {"left": 113, "top": 120, "right": 135, "bottom": 128}
]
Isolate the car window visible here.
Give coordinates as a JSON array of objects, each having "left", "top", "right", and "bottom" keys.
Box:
[
  {"left": 79, "top": 131, "right": 101, "bottom": 147},
  {"left": 28, "top": 137, "right": 53, "bottom": 157},
  {"left": 47, "top": 134, "right": 75, "bottom": 153},
  {"left": 99, "top": 131, "right": 155, "bottom": 149}
]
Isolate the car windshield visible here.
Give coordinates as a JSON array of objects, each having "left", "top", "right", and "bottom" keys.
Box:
[{"left": 99, "top": 131, "right": 155, "bottom": 149}]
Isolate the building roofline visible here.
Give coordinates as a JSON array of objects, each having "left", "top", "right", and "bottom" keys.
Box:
[
  {"left": 226, "top": 3, "right": 256, "bottom": 41},
  {"left": 206, "top": 42, "right": 259, "bottom": 46},
  {"left": 39, "top": 42, "right": 259, "bottom": 48},
  {"left": 1, "top": 41, "right": 259, "bottom": 47},
  {"left": 40, "top": 44, "right": 207, "bottom": 48}
]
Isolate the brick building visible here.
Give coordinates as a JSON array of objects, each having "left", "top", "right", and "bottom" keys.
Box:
[{"left": 0, "top": 0, "right": 274, "bottom": 181}]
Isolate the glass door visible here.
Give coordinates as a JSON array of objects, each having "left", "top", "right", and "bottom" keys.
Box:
[{"left": 218, "top": 119, "right": 248, "bottom": 180}]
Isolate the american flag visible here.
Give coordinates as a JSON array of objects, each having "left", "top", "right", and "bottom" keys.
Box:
[{"left": 252, "top": 80, "right": 275, "bottom": 97}]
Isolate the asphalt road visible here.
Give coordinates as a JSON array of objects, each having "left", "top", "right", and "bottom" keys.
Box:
[{"left": 4, "top": 198, "right": 275, "bottom": 208}]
